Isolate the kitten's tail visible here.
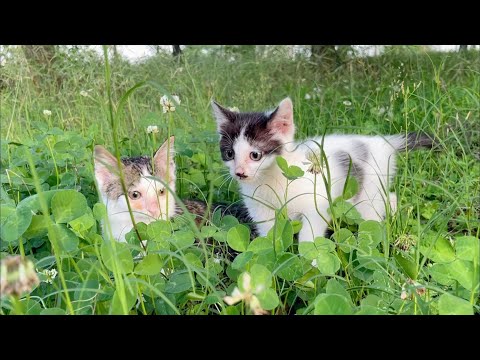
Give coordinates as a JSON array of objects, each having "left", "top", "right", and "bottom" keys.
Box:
[{"left": 389, "top": 132, "right": 437, "bottom": 152}]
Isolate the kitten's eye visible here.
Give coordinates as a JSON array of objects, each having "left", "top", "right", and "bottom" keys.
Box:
[
  {"left": 224, "top": 149, "right": 234, "bottom": 160},
  {"left": 250, "top": 151, "right": 262, "bottom": 161},
  {"left": 128, "top": 191, "right": 142, "bottom": 200}
]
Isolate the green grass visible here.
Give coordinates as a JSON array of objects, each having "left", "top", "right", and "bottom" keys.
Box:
[{"left": 0, "top": 45, "right": 479, "bottom": 315}]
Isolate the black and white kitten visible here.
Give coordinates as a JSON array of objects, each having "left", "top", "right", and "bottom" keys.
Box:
[{"left": 212, "top": 97, "right": 433, "bottom": 243}]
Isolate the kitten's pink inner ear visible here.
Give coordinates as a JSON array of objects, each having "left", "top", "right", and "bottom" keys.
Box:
[
  {"left": 94, "top": 145, "right": 121, "bottom": 183},
  {"left": 154, "top": 136, "right": 176, "bottom": 178},
  {"left": 269, "top": 97, "right": 294, "bottom": 135},
  {"left": 212, "top": 101, "right": 233, "bottom": 131}
]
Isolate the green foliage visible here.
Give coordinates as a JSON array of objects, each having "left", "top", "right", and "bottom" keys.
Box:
[{"left": 1, "top": 45, "right": 478, "bottom": 315}]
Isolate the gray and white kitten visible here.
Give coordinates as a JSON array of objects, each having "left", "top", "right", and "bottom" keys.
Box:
[
  {"left": 94, "top": 136, "right": 256, "bottom": 241},
  {"left": 212, "top": 97, "right": 433, "bottom": 243}
]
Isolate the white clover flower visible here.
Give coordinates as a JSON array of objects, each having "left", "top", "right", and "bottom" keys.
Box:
[
  {"left": 304, "top": 93, "right": 312, "bottom": 100},
  {"left": 43, "top": 110, "right": 52, "bottom": 116},
  {"left": 42, "top": 268, "right": 58, "bottom": 284},
  {"left": 343, "top": 100, "right": 352, "bottom": 106},
  {"left": 146, "top": 125, "right": 159, "bottom": 134},
  {"left": 223, "top": 272, "right": 267, "bottom": 315},
  {"left": 228, "top": 106, "right": 240, "bottom": 113},
  {"left": 160, "top": 95, "right": 176, "bottom": 113},
  {"left": 80, "top": 90, "right": 89, "bottom": 97}
]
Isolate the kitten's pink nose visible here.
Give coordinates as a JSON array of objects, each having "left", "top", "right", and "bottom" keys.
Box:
[{"left": 146, "top": 202, "right": 160, "bottom": 219}]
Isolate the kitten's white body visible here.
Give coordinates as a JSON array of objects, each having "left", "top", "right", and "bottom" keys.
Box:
[
  {"left": 212, "top": 98, "right": 422, "bottom": 244},
  {"left": 238, "top": 134, "right": 401, "bottom": 241}
]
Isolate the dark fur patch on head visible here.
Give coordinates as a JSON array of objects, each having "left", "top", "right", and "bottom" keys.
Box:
[
  {"left": 334, "top": 151, "right": 364, "bottom": 193},
  {"left": 219, "top": 111, "right": 283, "bottom": 159},
  {"left": 103, "top": 156, "right": 153, "bottom": 199}
]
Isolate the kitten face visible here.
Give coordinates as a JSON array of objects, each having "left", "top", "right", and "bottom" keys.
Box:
[
  {"left": 212, "top": 98, "right": 295, "bottom": 182},
  {"left": 94, "top": 136, "right": 176, "bottom": 232}
]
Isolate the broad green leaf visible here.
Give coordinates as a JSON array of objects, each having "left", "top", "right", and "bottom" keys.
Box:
[
  {"left": 358, "top": 220, "right": 384, "bottom": 250},
  {"left": 93, "top": 203, "right": 107, "bottom": 221},
  {"left": 419, "top": 234, "right": 455, "bottom": 263},
  {"left": 252, "top": 249, "right": 276, "bottom": 271},
  {"left": 455, "top": 236, "right": 478, "bottom": 262},
  {"left": 0, "top": 204, "right": 33, "bottom": 242},
  {"left": 314, "top": 237, "right": 336, "bottom": 252},
  {"left": 448, "top": 259, "right": 474, "bottom": 290},
  {"left": 326, "top": 279, "right": 352, "bottom": 305},
  {"left": 438, "top": 293, "right": 473, "bottom": 315},
  {"left": 147, "top": 220, "right": 171, "bottom": 240},
  {"left": 429, "top": 263, "right": 455, "bottom": 286},
  {"left": 275, "top": 253, "right": 304, "bottom": 281},
  {"left": 227, "top": 224, "right": 250, "bottom": 252},
  {"left": 54, "top": 141, "right": 70, "bottom": 153},
  {"left": 0, "top": 186, "right": 15, "bottom": 206},
  {"left": 343, "top": 176, "right": 359, "bottom": 200},
  {"left": 250, "top": 264, "right": 272, "bottom": 291},
  {"left": 184, "top": 252, "right": 203, "bottom": 269},
  {"left": 41, "top": 308, "right": 66, "bottom": 315},
  {"left": 68, "top": 212, "right": 95, "bottom": 238},
  {"left": 170, "top": 230, "right": 195, "bottom": 249},
  {"left": 51, "top": 190, "right": 88, "bottom": 224},
  {"left": 23, "top": 215, "right": 50, "bottom": 239},
  {"left": 165, "top": 272, "right": 193, "bottom": 293},
  {"left": 299, "top": 242, "right": 318, "bottom": 261},
  {"left": 134, "top": 254, "right": 163, "bottom": 276},
  {"left": 110, "top": 278, "right": 138, "bottom": 315},
  {"left": 16, "top": 190, "right": 63, "bottom": 213},
  {"left": 287, "top": 165, "right": 304, "bottom": 179},
  {"left": 219, "top": 215, "right": 239, "bottom": 231},
  {"left": 316, "top": 251, "right": 341, "bottom": 274},
  {"left": 276, "top": 156, "right": 289, "bottom": 173},
  {"left": 356, "top": 305, "right": 387, "bottom": 315},
  {"left": 291, "top": 220, "right": 303, "bottom": 234},
  {"left": 314, "top": 294, "right": 353, "bottom": 315},
  {"left": 268, "top": 218, "right": 293, "bottom": 253},
  {"left": 394, "top": 252, "right": 418, "bottom": 280},
  {"left": 49, "top": 223, "right": 79, "bottom": 253},
  {"left": 333, "top": 228, "right": 355, "bottom": 253},
  {"left": 200, "top": 225, "right": 217, "bottom": 239},
  {"left": 247, "top": 237, "right": 273, "bottom": 253},
  {"left": 100, "top": 241, "right": 134, "bottom": 274},
  {"left": 256, "top": 287, "right": 279, "bottom": 311},
  {"left": 231, "top": 251, "right": 254, "bottom": 271}
]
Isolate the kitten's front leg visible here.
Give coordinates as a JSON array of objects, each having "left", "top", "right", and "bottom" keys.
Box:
[
  {"left": 297, "top": 210, "right": 329, "bottom": 243},
  {"left": 298, "top": 209, "right": 330, "bottom": 267}
]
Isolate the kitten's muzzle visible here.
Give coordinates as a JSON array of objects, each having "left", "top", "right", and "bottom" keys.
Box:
[{"left": 236, "top": 172, "right": 248, "bottom": 179}]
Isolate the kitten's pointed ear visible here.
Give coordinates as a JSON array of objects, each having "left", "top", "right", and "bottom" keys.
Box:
[
  {"left": 94, "top": 145, "right": 122, "bottom": 186},
  {"left": 267, "top": 97, "right": 295, "bottom": 141},
  {"left": 154, "top": 136, "right": 176, "bottom": 182},
  {"left": 211, "top": 100, "right": 235, "bottom": 132}
]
